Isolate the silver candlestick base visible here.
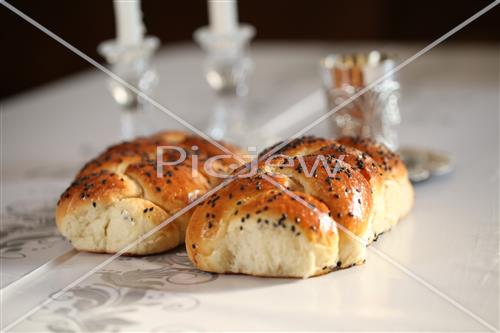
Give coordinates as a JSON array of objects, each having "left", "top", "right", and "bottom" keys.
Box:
[
  {"left": 98, "top": 36, "right": 160, "bottom": 140},
  {"left": 194, "top": 24, "right": 255, "bottom": 143}
]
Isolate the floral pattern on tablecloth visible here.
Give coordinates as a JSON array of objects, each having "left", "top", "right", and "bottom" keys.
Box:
[
  {"left": 1, "top": 198, "right": 71, "bottom": 288},
  {"left": 14, "top": 246, "right": 218, "bottom": 332},
  {"left": 2, "top": 197, "right": 218, "bottom": 332}
]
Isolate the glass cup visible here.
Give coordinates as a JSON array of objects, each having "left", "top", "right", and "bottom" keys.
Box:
[{"left": 320, "top": 51, "right": 401, "bottom": 150}]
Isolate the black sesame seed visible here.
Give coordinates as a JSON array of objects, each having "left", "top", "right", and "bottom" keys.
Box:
[
  {"left": 92, "top": 202, "right": 96, "bottom": 208},
  {"left": 156, "top": 187, "right": 161, "bottom": 192}
]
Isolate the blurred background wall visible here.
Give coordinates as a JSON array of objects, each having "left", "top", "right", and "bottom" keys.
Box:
[{"left": 1, "top": 0, "right": 498, "bottom": 99}]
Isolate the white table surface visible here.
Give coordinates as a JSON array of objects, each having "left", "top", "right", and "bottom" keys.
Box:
[{"left": 1, "top": 42, "right": 499, "bottom": 332}]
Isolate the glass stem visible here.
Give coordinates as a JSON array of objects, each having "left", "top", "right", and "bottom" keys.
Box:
[{"left": 207, "top": 94, "right": 246, "bottom": 142}]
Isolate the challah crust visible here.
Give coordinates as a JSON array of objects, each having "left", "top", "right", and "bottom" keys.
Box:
[{"left": 56, "top": 132, "right": 243, "bottom": 255}]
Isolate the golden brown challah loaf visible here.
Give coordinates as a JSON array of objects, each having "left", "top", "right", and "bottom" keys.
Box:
[
  {"left": 56, "top": 131, "right": 244, "bottom": 255},
  {"left": 187, "top": 135, "right": 414, "bottom": 277}
]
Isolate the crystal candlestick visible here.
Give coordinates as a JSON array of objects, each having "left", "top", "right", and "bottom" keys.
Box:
[
  {"left": 98, "top": 36, "right": 159, "bottom": 140},
  {"left": 194, "top": 24, "right": 255, "bottom": 143}
]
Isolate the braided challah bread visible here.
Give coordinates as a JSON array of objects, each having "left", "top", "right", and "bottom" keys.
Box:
[
  {"left": 56, "top": 131, "right": 244, "bottom": 255},
  {"left": 186, "top": 136, "right": 414, "bottom": 278}
]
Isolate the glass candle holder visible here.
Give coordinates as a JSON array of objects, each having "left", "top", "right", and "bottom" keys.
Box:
[
  {"left": 194, "top": 24, "right": 255, "bottom": 143},
  {"left": 98, "top": 36, "right": 160, "bottom": 140},
  {"left": 320, "top": 51, "right": 401, "bottom": 150}
]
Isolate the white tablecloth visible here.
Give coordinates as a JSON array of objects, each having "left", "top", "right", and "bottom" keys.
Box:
[{"left": 1, "top": 42, "right": 498, "bottom": 332}]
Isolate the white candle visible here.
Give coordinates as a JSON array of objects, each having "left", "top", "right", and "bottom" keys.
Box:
[
  {"left": 208, "top": 0, "right": 238, "bottom": 34},
  {"left": 113, "top": 0, "right": 144, "bottom": 46}
]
